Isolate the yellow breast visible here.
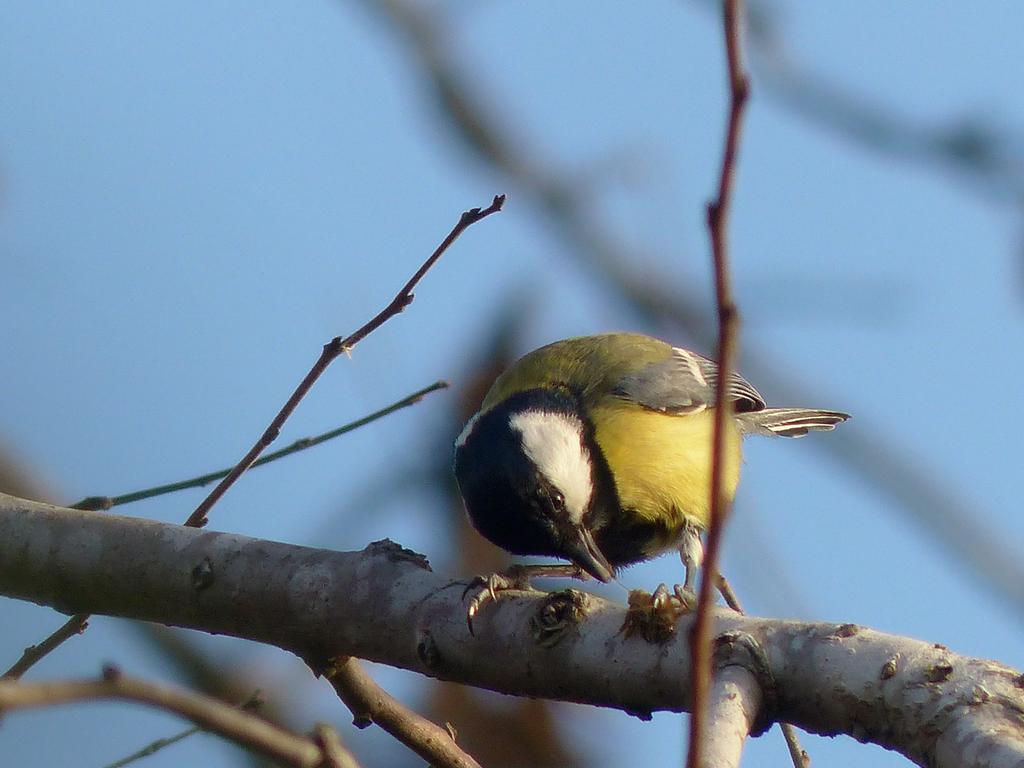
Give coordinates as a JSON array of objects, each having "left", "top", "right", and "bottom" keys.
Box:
[{"left": 591, "top": 402, "right": 742, "bottom": 532}]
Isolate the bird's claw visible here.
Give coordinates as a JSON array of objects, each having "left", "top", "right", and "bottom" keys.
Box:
[
  {"left": 670, "top": 583, "right": 697, "bottom": 611},
  {"left": 651, "top": 582, "right": 697, "bottom": 613},
  {"left": 462, "top": 567, "right": 536, "bottom": 635}
]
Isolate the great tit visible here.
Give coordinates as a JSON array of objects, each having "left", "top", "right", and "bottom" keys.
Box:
[{"left": 453, "top": 332, "right": 848, "bottom": 590}]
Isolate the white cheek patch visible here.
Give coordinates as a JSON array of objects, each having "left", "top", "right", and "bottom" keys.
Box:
[{"left": 508, "top": 410, "right": 593, "bottom": 523}]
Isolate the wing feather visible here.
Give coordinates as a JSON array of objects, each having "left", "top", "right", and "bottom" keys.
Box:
[{"left": 613, "top": 346, "right": 766, "bottom": 414}]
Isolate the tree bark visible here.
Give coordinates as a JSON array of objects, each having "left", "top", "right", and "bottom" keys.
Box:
[{"left": 1, "top": 493, "right": 1022, "bottom": 768}]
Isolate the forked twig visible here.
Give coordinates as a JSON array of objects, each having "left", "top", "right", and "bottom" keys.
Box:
[
  {"left": 184, "top": 194, "right": 499, "bottom": 763},
  {"left": 685, "top": 2, "right": 749, "bottom": 768},
  {"left": 185, "top": 194, "right": 505, "bottom": 529}
]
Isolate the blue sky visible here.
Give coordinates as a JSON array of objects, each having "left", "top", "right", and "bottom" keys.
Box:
[{"left": 2, "top": 2, "right": 1023, "bottom": 766}]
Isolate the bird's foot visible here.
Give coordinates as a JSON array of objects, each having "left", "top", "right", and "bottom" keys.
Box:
[
  {"left": 621, "top": 583, "right": 695, "bottom": 643},
  {"left": 462, "top": 564, "right": 588, "bottom": 635},
  {"left": 463, "top": 568, "right": 535, "bottom": 634}
]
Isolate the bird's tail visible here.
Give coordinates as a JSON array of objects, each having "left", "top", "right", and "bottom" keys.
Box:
[{"left": 738, "top": 408, "right": 850, "bottom": 438}]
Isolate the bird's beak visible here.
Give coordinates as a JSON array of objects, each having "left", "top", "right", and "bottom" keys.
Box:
[{"left": 563, "top": 526, "right": 615, "bottom": 583}]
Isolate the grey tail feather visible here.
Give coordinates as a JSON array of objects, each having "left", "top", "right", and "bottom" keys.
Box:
[{"left": 737, "top": 408, "right": 850, "bottom": 438}]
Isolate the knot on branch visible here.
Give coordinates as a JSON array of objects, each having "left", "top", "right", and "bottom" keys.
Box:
[
  {"left": 713, "top": 630, "right": 776, "bottom": 736},
  {"left": 925, "top": 663, "right": 954, "bottom": 683},
  {"left": 880, "top": 654, "right": 900, "bottom": 680},
  {"left": 416, "top": 629, "right": 443, "bottom": 671},
  {"left": 531, "top": 589, "right": 589, "bottom": 648},
  {"left": 829, "top": 622, "right": 861, "bottom": 639},
  {"left": 190, "top": 557, "right": 215, "bottom": 591},
  {"left": 363, "top": 539, "right": 432, "bottom": 571}
]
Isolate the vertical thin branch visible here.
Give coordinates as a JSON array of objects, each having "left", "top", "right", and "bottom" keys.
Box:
[{"left": 686, "top": 3, "right": 749, "bottom": 768}]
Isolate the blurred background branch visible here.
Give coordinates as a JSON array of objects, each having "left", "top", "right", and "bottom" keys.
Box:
[
  {"left": 724, "top": 0, "right": 1024, "bottom": 205},
  {"left": 0, "top": 669, "right": 352, "bottom": 768}
]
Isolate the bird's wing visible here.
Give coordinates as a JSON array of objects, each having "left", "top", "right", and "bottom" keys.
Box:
[{"left": 612, "top": 347, "right": 765, "bottom": 414}]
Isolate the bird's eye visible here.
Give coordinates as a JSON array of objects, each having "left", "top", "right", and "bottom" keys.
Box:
[{"left": 533, "top": 485, "right": 565, "bottom": 511}]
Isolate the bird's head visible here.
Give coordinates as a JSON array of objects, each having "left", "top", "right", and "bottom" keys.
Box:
[{"left": 454, "top": 388, "right": 615, "bottom": 582}]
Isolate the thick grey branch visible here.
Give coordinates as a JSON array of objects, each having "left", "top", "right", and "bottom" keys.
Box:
[{"left": 1, "top": 493, "right": 1022, "bottom": 767}]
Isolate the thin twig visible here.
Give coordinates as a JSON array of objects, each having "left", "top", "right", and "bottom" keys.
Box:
[
  {"left": 100, "top": 691, "right": 263, "bottom": 768},
  {"left": 782, "top": 723, "right": 811, "bottom": 768},
  {"left": 71, "top": 381, "right": 448, "bottom": 512},
  {"left": 0, "top": 668, "right": 335, "bottom": 768},
  {"left": 322, "top": 656, "right": 482, "bottom": 768},
  {"left": 101, "top": 724, "right": 201, "bottom": 768},
  {"left": 3, "top": 382, "right": 450, "bottom": 680},
  {"left": 185, "top": 194, "right": 504, "bottom": 529},
  {"left": 2, "top": 613, "right": 89, "bottom": 680},
  {"left": 686, "top": 3, "right": 749, "bottom": 768}
]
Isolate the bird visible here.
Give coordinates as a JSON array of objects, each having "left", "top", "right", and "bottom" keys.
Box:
[{"left": 453, "top": 332, "right": 849, "bottom": 620}]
